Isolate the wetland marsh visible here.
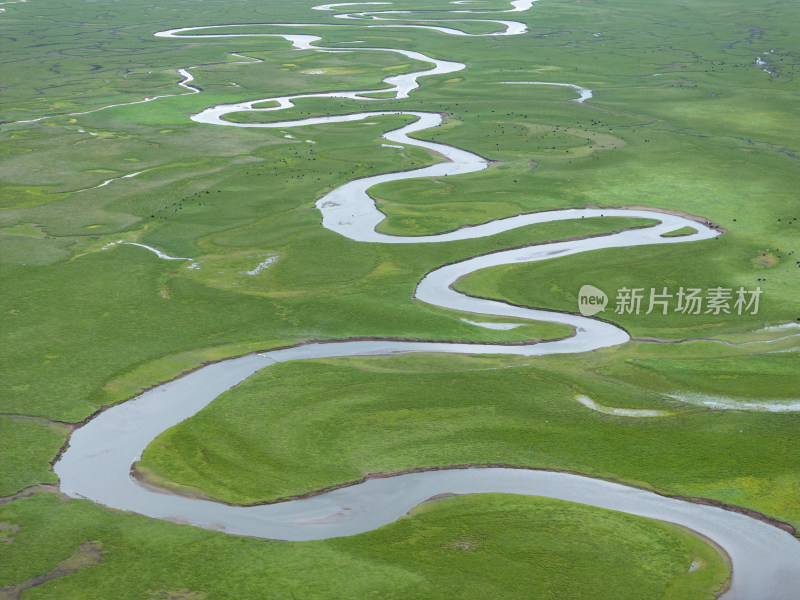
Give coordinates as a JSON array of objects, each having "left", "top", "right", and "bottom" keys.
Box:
[{"left": 2, "top": 0, "right": 799, "bottom": 597}]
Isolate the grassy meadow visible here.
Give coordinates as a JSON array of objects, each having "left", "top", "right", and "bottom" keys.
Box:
[
  {"left": 137, "top": 345, "right": 800, "bottom": 527},
  {"left": 0, "top": 493, "right": 728, "bottom": 599},
  {"left": 1, "top": 0, "right": 798, "bottom": 596}
]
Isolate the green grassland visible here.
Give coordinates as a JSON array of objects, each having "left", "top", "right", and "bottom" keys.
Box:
[
  {"left": 1, "top": 0, "right": 798, "bottom": 596},
  {"left": 456, "top": 233, "right": 798, "bottom": 339},
  {"left": 138, "top": 345, "right": 800, "bottom": 528},
  {"left": 0, "top": 493, "right": 727, "bottom": 599},
  {"left": 0, "top": 417, "right": 66, "bottom": 496}
]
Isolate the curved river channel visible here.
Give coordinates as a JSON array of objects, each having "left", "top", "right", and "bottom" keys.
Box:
[{"left": 55, "top": 1, "right": 800, "bottom": 598}]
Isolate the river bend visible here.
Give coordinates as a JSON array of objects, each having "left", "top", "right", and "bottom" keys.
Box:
[{"left": 55, "top": 2, "right": 800, "bottom": 598}]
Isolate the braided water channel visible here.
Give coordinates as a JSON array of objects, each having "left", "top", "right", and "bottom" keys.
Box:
[{"left": 55, "top": 2, "right": 800, "bottom": 598}]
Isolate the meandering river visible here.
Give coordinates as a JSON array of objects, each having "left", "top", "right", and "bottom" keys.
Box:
[{"left": 55, "top": 2, "right": 800, "bottom": 598}]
